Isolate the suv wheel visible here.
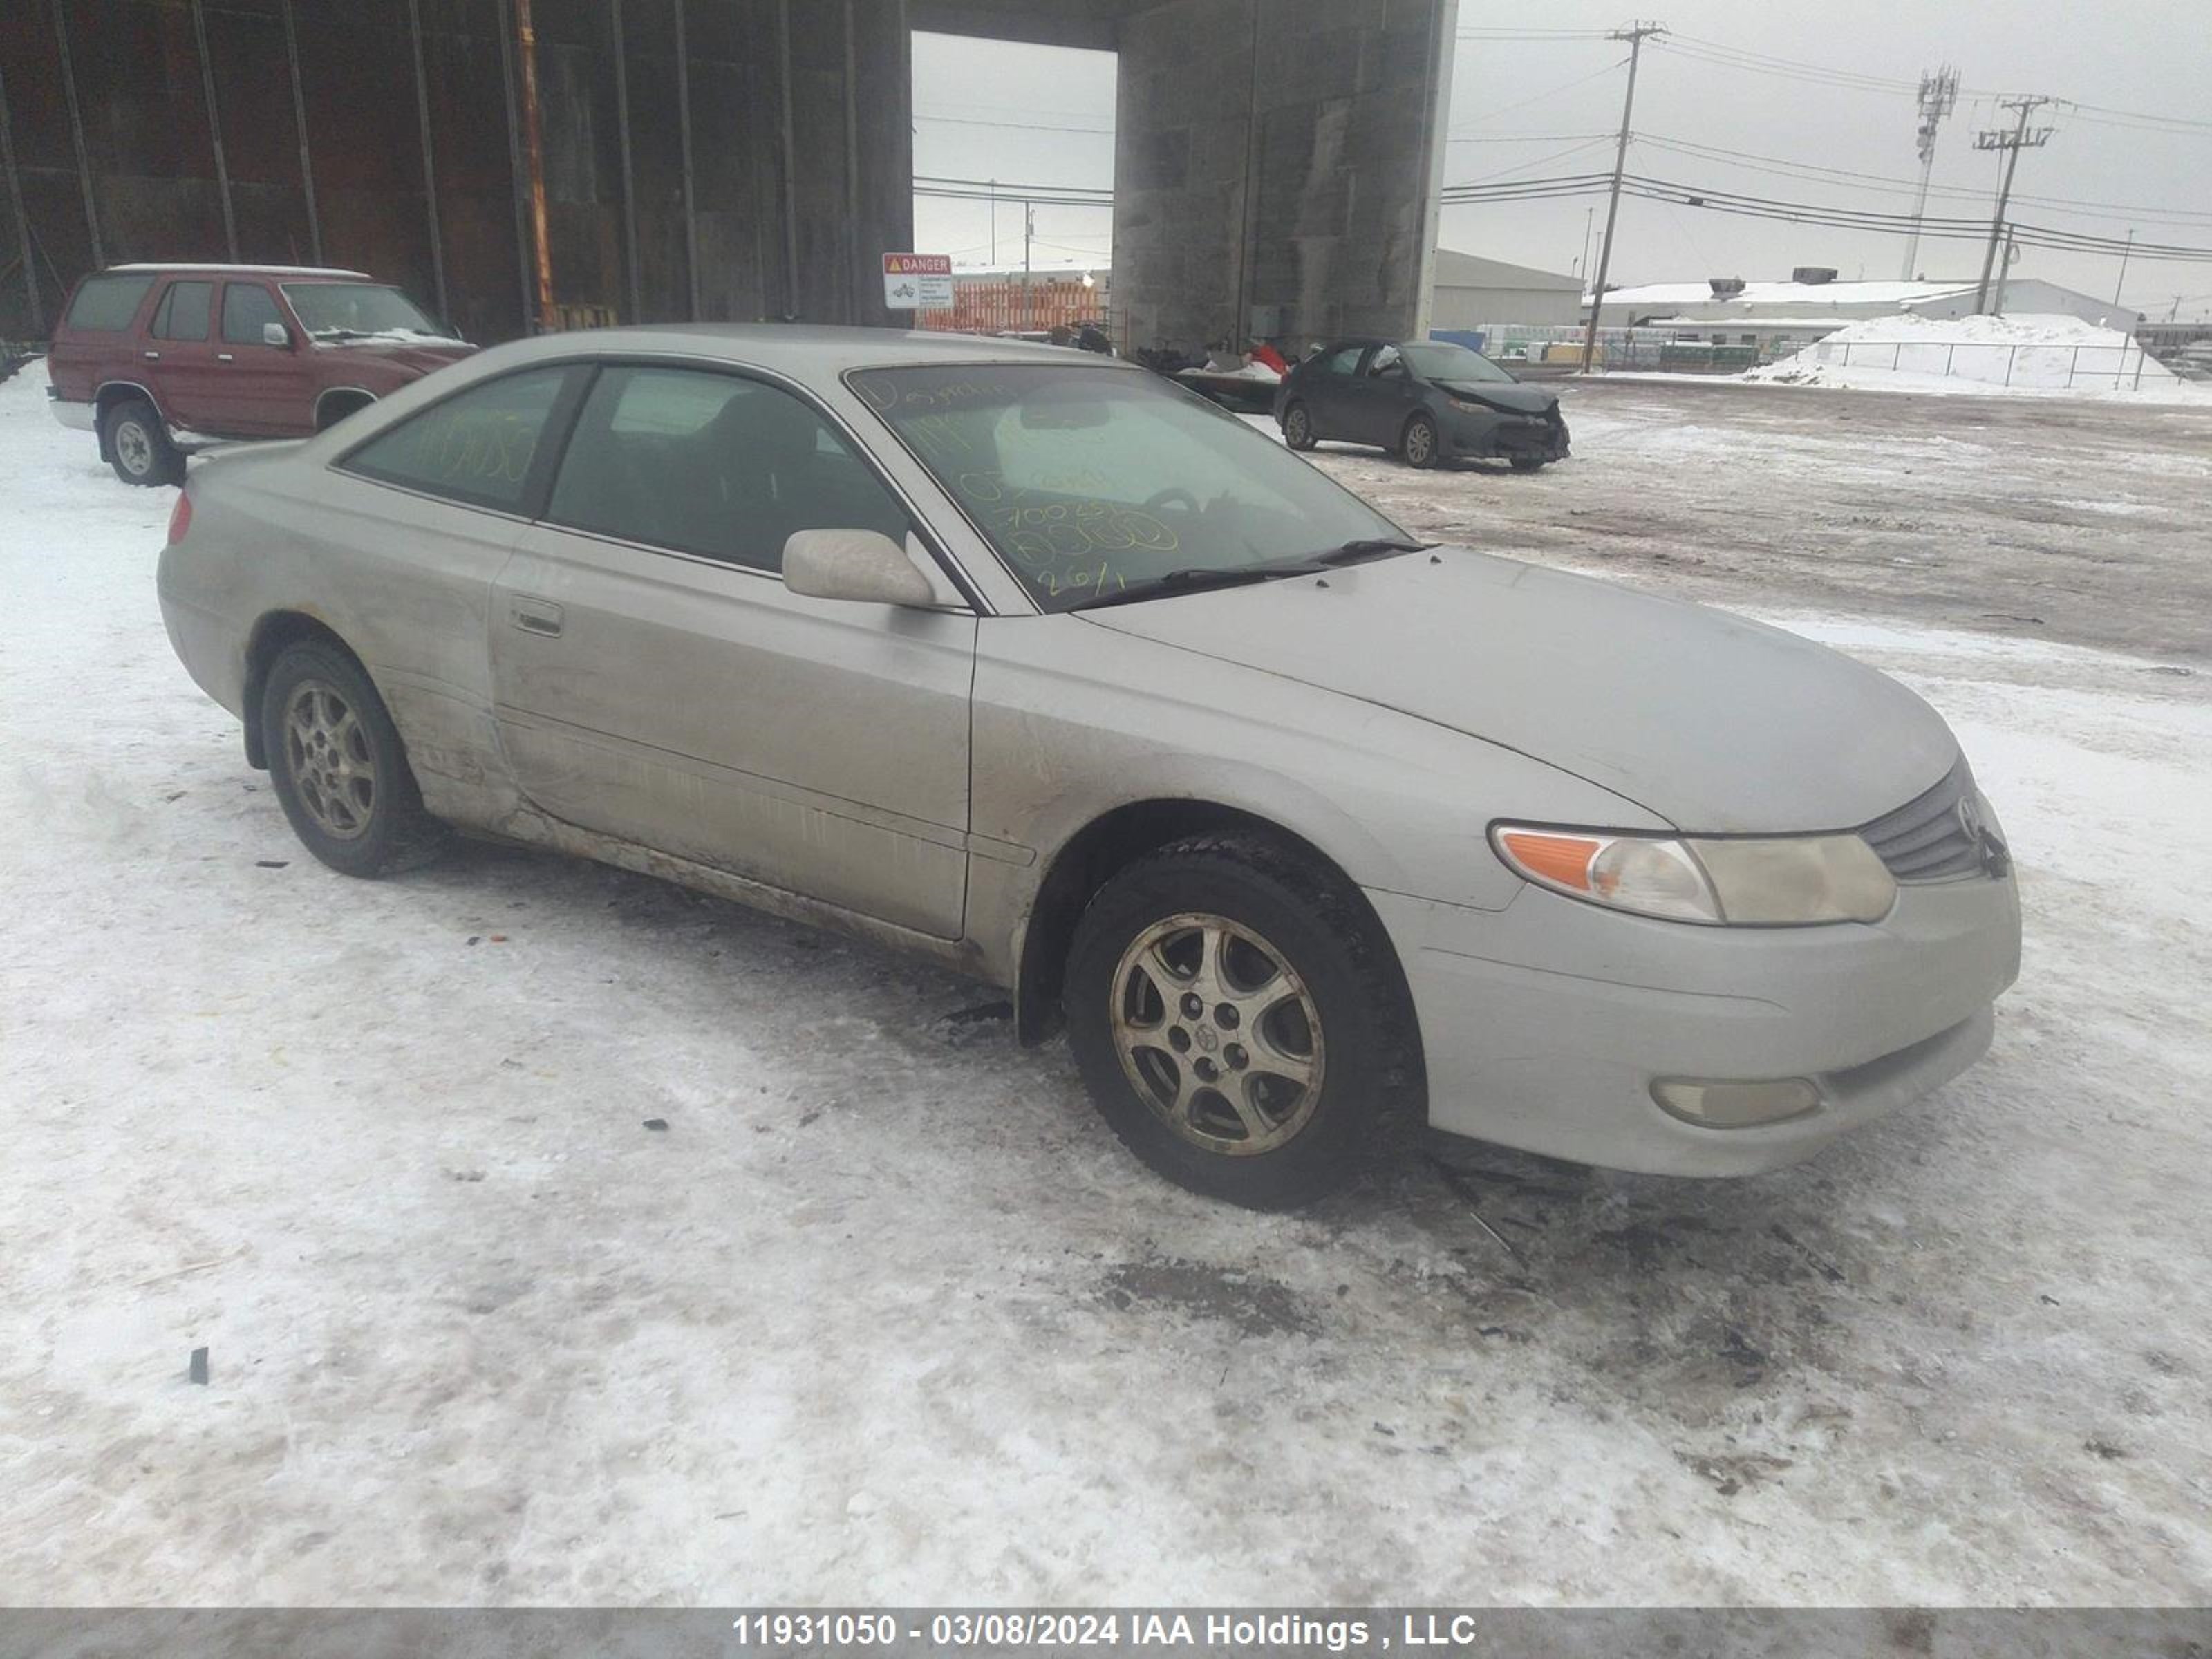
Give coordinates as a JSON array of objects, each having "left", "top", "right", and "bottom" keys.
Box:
[
  {"left": 261, "top": 641, "right": 447, "bottom": 877},
  {"left": 1065, "top": 832, "right": 1421, "bottom": 1209},
  {"left": 104, "top": 397, "right": 184, "bottom": 487},
  {"left": 1282, "top": 401, "right": 1318, "bottom": 451}
]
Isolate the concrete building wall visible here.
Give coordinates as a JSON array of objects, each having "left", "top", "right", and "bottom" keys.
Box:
[
  {"left": 1112, "top": 0, "right": 1455, "bottom": 353},
  {"left": 7, "top": 0, "right": 1457, "bottom": 355}
]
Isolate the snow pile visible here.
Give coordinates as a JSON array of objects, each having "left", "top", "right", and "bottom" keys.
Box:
[{"left": 1745, "top": 311, "right": 2209, "bottom": 401}]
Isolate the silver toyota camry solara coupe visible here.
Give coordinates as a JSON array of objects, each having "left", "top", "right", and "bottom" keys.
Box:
[{"left": 158, "top": 326, "right": 2021, "bottom": 1208}]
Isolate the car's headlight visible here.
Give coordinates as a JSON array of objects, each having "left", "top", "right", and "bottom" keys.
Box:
[{"left": 1491, "top": 825, "right": 1897, "bottom": 926}]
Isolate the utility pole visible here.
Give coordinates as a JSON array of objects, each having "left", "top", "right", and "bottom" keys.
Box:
[
  {"left": 1023, "top": 201, "right": 1034, "bottom": 329},
  {"left": 1972, "top": 95, "right": 2053, "bottom": 315},
  {"left": 1900, "top": 66, "right": 1958, "bottom": 281},
  {"left": 1579, "top": 21, "right": 1665, "bottom": 373},
  {"left": 989, "top": 178, "right": 997, "bottom": 266},
  {"left": 2113, "top": 227, "right": 2133, "bottom": 306},
  {"left": 1575, "top": 205, "right": 1595, "bottom": 280}
]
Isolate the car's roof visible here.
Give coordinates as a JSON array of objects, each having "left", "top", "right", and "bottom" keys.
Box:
[
  {"left": 477, "top": 322, "right": 1143, "bottom": 377},
  {"left": 104, "top": 263, "right": 375, "bottom": 280}
]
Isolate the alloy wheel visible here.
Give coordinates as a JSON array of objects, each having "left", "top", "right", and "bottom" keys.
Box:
[
  {"left": 1404, "top": 418, "right": 1435, "bottom": 466},
  {"left": 283, "top": 679, "right": 377, "bottom": 840},
  {"left": 1109, "top": 912, "right": 1326, "bottom": 1156}
]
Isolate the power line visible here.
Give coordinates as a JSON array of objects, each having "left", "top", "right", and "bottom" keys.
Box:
[
  {"left": 1440, "top": 171, "right": 2212, "bottom": 263},
  {"left": 1447, "top": 131, "right": 1616, "bottom": 145},
  {"left": 915, "top": 113, "right": 1112, "bottom": 135},
  {"left": 1633, "top": 133, "right": 2212, "bottom": 226},
  {"left": 1450, "top": 57, "right": 1629, "bottom": 131},
  {"left": 1652, "top": 35, "right": 1922, "bottom": 97},
  {"left": 1453, "top": 135, "right": 1618, "bottom": 184}
]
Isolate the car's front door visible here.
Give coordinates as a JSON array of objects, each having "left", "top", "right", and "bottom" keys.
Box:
[
  {"left": 207, "top": 280, "right": 317, "bottom": 435},
  {"left": 1340, "top": 344, "right": 1421, "bottom": 449},
  {"left": 489, "top": 362, "right": 976, "bottom": 940}
]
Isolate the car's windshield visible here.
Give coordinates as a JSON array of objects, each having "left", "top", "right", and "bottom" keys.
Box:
[
  {"left": 1398, "top": 341, "right": 1514, "bottom": 384},
  {"left": 281, "top": 282, "right": 449, "bottom": 340},
  {"left": 849, "top": 364, "right": 1405, "bottom": 611}
]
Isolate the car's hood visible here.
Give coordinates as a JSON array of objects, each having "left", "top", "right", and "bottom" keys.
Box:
[
  {"left": 313, "top": 339, "right": 476, "bottom": 374},
  {"left": 1434, "top": 379, "right": 1556, "bottom": 415},
  {"left": 1078, "top": 550, "right": 1957, "bottom": 833}
]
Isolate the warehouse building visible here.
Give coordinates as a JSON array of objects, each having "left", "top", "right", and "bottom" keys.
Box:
[
  {"left": 1429, "top": 248, "right": 1584, "bottom": 328},
  {"left": 1589, "top": 272, "right": 2141, "bottom": 334}
]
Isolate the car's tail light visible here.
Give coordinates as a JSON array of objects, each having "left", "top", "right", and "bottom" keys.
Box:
[{"left": 167, "top": 490, "right": 192, "bottom": 545}]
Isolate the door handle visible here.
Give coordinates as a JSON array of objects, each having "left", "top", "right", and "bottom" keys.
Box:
[
  {"left": 510, "top": 597, "right": 564, "bottom": 637},
  {"left": 217, "top": 352, "right": 234, "bottom": 363}
]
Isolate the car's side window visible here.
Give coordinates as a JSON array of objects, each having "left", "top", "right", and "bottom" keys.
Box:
[
  {"left": 545, "top": 365, "right": 910, "bottom": 573},
  {"left": 151, "top": 281, "right": 214, "bottom": 342},
  {"left": 339, "top": 366, "right": 574, "bottom": 513},
  {"left": 64, "top": 273, "right": 157, "bottom": 332},
  {"left": 1367, "top": 344, "right": 1405, "bottom": 379},
  {"left": 1321, "top": 345, "right": 1363, "bottom": 375},
  {"left": 222, "top": 283, "right": 285, "bottom": 345}
]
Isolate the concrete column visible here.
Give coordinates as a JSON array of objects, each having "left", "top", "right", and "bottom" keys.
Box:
[{"left": 1114, "top": 0, "right": 1457, "bottom": 354}]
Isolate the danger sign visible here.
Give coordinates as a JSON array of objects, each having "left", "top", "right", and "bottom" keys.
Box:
[{"left": 883, "top": 252, "right": 954, "bottom": 311}]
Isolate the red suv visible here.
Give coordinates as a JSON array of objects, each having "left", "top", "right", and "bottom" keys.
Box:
[{"left": 46, "top": 264, "right": 476, "bottom": 486}]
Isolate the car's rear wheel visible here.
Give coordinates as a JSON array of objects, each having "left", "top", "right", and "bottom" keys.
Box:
[
  {"left": 1400, "top": 411, "right": 1441, "bottom": 469},
  {"left": 104, "top": 397, "right": 183, "bottom": 487},
  {"left": 261, "top": 641, "right": 447, "bottom": 877},
  {"left": 1282, "top": 401, "right": 1318, "bottom": 451},
  {"left": 1510, "top": 455, "right": 1548, "bottom": 472},
  {"left": 1065, "top": 832, "right": 1420, "bottom": 1209}
]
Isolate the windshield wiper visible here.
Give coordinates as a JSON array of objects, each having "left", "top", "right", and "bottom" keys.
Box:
[
  {"left": 1066, "top": 561, "right": 1324, "bottom": 612},
  {"left": 1308, "top": 537, "right": 1436, "bottom": 566}
]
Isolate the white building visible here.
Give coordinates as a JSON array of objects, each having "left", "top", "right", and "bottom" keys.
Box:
[
  {"left": 1588, "top": 274, "right": 2141, "bottom": 341},
  {"left": 1431, "top": 250, "right": 1585, "bottom": 329}
]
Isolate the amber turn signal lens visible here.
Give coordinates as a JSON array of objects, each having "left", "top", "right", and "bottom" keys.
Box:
[{"left": 1496, "top": 830, "right": 1602, "bottom": 891}]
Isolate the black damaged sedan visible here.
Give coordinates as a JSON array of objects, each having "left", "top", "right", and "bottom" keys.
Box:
[{"left": 1275, "top": 337, "right": 1570, "bottom": 471}]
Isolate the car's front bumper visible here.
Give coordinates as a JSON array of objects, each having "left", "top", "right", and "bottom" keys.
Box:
[
  {"left": 46, "top": 387, "right": 97, "bottom": 432},
  {"left": 1369, "top": 865, "right": 2021, "bottom": 1175},
  {"left": 1439, "top": 403, "right": 1568, "bottom": 462}
]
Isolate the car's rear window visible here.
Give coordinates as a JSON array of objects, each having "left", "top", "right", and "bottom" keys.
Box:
[{"left": 65, "top": 274, "right": 157, "bottom": 332}]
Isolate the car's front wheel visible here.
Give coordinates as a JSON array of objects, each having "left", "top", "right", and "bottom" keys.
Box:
[
  {"left": 1510, "top": 456, "right": 1548, "bottom": 472},
  {"left": 104, "top": 397, "right": 184, "bottom": 487},
  {"left": 1065, "top": 833, "right": 1419, "bottom": 1208},
  {"left": 1281, "top": 401, "right": 1318, "bottom": 451},
  {"left": 1400, "top": 411, "right": 1441, "bottom": 469},
  {"left": 261, "top": 641, "right": 447, "bottom": 877}
]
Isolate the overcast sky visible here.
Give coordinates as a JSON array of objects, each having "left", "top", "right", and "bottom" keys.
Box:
[{"left": 911, "top": 3, "right": 2212, "bottom": 318}]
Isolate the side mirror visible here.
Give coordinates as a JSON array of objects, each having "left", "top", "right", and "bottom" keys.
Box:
[
  {"left": 262, "top": 321, "right": 293, "bottom": 348},
  {"left": 782, "top": 529, "right": 938, "bottom": 608}
]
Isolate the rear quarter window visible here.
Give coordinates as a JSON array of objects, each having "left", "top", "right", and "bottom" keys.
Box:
[
  {"left": 65, "top": 274, "right": 158, "bottom": 332},
  {"left": 337, "top": 365, "right": 577, "bottom": 514}
]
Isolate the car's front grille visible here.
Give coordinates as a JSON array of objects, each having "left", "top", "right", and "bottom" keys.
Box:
[{"left": 1858, "top": 756, "right": 1988, "bottom": 882}]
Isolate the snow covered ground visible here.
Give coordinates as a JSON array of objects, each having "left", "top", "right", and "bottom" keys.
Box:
[
  {"left": 3, "top": 367, "right": 2209, "bottom": 1606},
  {"left": 1741, "top": 312, "right": 2212, "bottom": 405}
]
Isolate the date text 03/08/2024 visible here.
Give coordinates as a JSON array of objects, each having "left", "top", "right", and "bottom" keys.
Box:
[{"left": 727, "top": 1611, "right": 1495, "bottom": 1650}]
